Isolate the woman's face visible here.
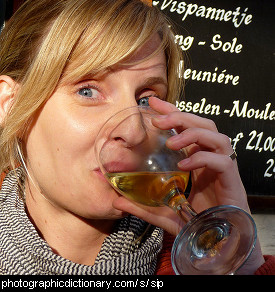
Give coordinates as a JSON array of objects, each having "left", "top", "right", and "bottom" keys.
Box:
[{"left": 25, "top": 35, "right": 168, "bottom": 220}]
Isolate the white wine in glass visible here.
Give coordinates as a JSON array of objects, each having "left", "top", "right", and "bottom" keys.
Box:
[
  {"left": 95, "top": 106, "right": 256, "bottom": 275},
  {"left": 106, "top": 171, "right": 189, "bottom": 207}
]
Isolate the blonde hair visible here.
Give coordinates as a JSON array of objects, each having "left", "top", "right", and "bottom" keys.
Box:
[{"left": 0, "top": 0, "right": 183, "bottom": 173}]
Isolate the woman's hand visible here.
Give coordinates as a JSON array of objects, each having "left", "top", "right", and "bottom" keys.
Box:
[{"left": 112, "top": 97, "right": 265, "bottom": 274}]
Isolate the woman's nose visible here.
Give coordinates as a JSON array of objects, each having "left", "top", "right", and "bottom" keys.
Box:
[{"left": 110, "top": 108, "right": 147, "bottom": 148}]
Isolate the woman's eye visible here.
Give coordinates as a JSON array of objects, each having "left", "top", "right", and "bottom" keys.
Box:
[
  {"left": 77, "top": 86, "right": 100, "bottom": 99},
  {"left": 78, "top": 88, "right": 93, "bottom": 97},
  {"left": 137, "top": 96, "right": 150, "bottom": 106}
]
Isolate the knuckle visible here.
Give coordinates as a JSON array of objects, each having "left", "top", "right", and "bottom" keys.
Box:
[
  {"left": 220, "top": 133, "right": 232, "bottom": 147},
  {"left": 206, "top": 119, "right": 218, "bottom": 131},
  {"left": 191, "top": 151, "right": 205, "bottom": 164},
  {"left": 223, "top": 154, "right": 234, "bottom": 168}
]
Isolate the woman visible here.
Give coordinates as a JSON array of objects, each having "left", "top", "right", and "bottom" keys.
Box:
[{"left": 0, "top": 0, "right": 273, "bottom": 275}]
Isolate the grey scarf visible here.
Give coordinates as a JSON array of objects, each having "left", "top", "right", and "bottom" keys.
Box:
[{"left": 0, "top": 168, "right": 163, "bottom": 275}]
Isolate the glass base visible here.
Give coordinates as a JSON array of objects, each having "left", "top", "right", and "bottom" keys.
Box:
[{"left": 171, "top": 205, "right": 257, "bottom": 275}]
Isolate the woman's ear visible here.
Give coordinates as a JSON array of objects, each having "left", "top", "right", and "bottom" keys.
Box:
[{"left": 0, "top": 75, "right": 18, "bottom": 124}]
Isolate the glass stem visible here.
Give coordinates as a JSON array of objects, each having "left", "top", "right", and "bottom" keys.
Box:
[
  {"left": 166, "top": 191, "right": 198, "bottom": 224},
  {"left": 177, "top": 201, "right": 198, "bottom": 223}
]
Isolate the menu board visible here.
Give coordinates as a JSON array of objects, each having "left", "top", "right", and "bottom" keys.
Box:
[{"left": 153, "top": 0, "right": 274, "bottom": 202}]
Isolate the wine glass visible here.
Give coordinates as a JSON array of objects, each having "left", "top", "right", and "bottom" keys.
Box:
[{"left": 94, "top": 105, "right": 257, "bottom": 275}]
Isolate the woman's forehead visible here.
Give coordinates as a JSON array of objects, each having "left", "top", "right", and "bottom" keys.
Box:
[
  {"left": 62, "top": 34, "right": 166, "bottom": 84},
  {"left": 124, "top": 34, "right": 163, "bottom": 63}
]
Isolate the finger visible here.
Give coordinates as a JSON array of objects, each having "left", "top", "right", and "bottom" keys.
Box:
[
  {"left": 167, "top": 128, "right": 232, "bottom": 155},
  {"left": 152, "top": 111, "right": 218, "bottom": 134},
  {"left": 149, "top": 97, "right": 219, "bottom": 134},
  {"left": 149, "top": 96, "right": 179, "bottom": 114},
  {"left": 181, "top": 150, "right": 249, "bottom": 211},
  {"left": 177, "top": 151, "right": 241, "bottom": 200},
  {"left": 178, "top": 151, "right": 235, "bottom": 173}
]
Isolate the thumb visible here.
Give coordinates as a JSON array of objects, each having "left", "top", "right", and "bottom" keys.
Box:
[{"left": 113, "top": 196, "right": 183, "bottom": 236}]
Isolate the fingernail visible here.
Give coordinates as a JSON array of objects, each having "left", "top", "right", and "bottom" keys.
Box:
[{"left": 178, "top": 158, "right": 191, "bottom": 168}]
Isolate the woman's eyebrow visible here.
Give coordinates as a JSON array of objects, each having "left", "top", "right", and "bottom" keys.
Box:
[{"left": 137, "top": 77, "right": 168, "bottom": 91}]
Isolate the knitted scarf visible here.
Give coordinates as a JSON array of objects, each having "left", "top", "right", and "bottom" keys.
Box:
[{"left": 0, "top": 168, "right": 163, "bottom": 275}]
